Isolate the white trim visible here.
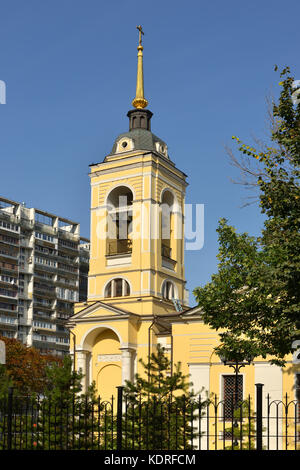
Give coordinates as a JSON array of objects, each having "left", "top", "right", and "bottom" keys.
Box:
[
  {"left": 90, "top": 171, "right": 153, "bottom": 187},
  {"left": 115, "top": 137, "right": 134, "bottom": 154}
]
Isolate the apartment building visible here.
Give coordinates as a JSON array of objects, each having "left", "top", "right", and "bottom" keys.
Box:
[{"left": 0, "top": 196, "right": 89, "bottom": 356}]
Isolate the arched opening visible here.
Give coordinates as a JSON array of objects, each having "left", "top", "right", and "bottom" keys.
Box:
[
  {"left": 104, "top": 278, "right": 130, "bottom": 298},
  {"left": 106, "top": 186, "right": 133, "bottom": 256},
  {"left": 161, "top": 189, "right": 175, "bottom": 260},
  {"left": 107, "top": 186, "right": 133, "bottom": 209},
  {"left": 92, "top": 328, "right": 122, "bottom": 399},
  {"left": 162, "top": 279, "right": 177, "bottom": 301}
]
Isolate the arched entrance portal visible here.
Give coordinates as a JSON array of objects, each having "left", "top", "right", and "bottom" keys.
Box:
[{"left": 78, "top": 325, "right": 135, "bottom": 399}]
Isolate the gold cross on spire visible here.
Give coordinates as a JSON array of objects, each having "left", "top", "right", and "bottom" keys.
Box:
[
  {"left": 137, "top": 25, "right": 144, "bottom": 46},
  {"left": 132, "top": 25, "right": 148, "bottom": 109}
]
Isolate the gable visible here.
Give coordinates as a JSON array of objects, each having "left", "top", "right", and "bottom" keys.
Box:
[{"left": 69, "top": 301, "right": 134, "bottom": 321}]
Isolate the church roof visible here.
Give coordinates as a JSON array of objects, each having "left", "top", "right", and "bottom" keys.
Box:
[{"left": 111, "top": 128, "right": 167, "bottom": 155}]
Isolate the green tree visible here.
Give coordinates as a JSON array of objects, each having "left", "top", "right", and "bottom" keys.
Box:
[
  {"left": 0, "top": 364, "right": 13, "bottom": 399},
  {"left": 0, "top": 336, "right": 61, "bottom": 395},
  {"left": 123, "top": 345, "right": 201, "bottom": 450},
  {"left": 37, "top": 355, "right": 99, "bottom": 450},
  {"left": 194, "top": 67, "right": 300, "bottom": 365}
]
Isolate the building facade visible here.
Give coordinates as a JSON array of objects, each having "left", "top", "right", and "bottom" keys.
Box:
[
  {"left": 68, "top": 29, "right": 299, "bottom": 448},
  {"left": 0, "top": 196, "right": 89, "bottom": 356}
]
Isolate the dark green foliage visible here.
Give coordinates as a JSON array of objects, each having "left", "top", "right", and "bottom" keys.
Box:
[
  {"left": 0, "top": 364, "right": 13, "bottom": 399},
  {"left": 36, "top": 355, "right": 100, "bottom": 450},
  {"left": 123, "top": 345, "right": 201, "bottom": 450},
  {"left": 194, "top": 67, "right": 300, "bottom": 365}
]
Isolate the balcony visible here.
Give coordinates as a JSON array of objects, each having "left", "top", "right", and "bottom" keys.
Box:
[
  {"left": 56, "top": 277, "right": 78, "bottom": 288},
  {"left": 0, "top": 236, "right": 19, "bottom": 247},
  {"left": 56, "top": 253, "right": 79, "bottom": 265},
  {"left": 0, "top": 216, "right": 20, "bottom": 233},
  {"left": 57, "top": 264, "right": 79, "bottom": 276},
  {"left": 34, "top": 262, "right": 57, "bottom": 274},
  {"left": 33, "top": 323, "right": 55, "bottom": 332},
  {"left": 161, "top": 244, "right": 172, "bottom": 259},
  {"left": 106, "top": 239, "right": 132, "bottom": 256},
  {"left": 0, "top": 288, "right": 18, "bottom": 300},
  {"left": 34, "top": 287, "right": 56, "bottom": 299},
  {"left": 0, "top": 303, "right": 17, "bottom": 313},
  {"left": 0, "top": 245, "right": 19, "bottom": 259},
  {"left": 58, "top": 229, "right": 79, "bottom": 243},
  {"left": 0, "top": 316, "right": 18, "bottom": 327},
  {"left": 32, "top": 335, "right": 57, "bottom": 345},
  {"left": 0, "top": 263, "right": 18, "bottom": 275},
  {"left": 56, "top": 337, "right": 70, "bottom": 347},
  {"left": 33, "top": 298, "right": 54, "bottom": 310},
  {"left": 34, "top": 272, "right": 55, "bottom": 283},
  {"left": 0, "top": 277, "right": 18, "bottom": 287},
  {"left": 57, "top": 304, "right": 74, "bottom": 314},
  {"left": 161, "top": 243, "right": 176, "bottom": 271},
  {"left": 35, "top": 222, "right": 56, "bottom": 235},
  {"left": 58, "top": 241, "right": 79, "bottom": 254}
]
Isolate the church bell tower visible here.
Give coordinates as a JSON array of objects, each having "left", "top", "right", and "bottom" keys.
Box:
[{"left": 70, "top": 27, "right": 189, "bottom": 397}]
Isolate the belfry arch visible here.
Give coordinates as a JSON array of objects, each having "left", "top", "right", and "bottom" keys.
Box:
[
  {"left": 160, "top": 188, "right": 181, "bottom": 261},
  {"left": 105, "top": 185, "right": 134, "bottom": 257}
]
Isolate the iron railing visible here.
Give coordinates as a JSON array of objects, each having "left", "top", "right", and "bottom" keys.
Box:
[
  {"left": 106, "top": 239, "right": 132, "bottom": 256},
  {"left": 161, "top": 244, "right": 172, "bottom": 259},
  {"left": 0, "top": 385, "right": 299, "bottom": 451}
]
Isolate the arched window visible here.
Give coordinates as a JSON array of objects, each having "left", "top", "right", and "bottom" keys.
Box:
[
  {"left": 162, "top": 280, "right": 176, "bottom": 301},
  {"left": 107, "top": 186, "right": 133, "bottom": 209},
  {"left": 104, "top": 278, "right": 130, "bottom": 298}
]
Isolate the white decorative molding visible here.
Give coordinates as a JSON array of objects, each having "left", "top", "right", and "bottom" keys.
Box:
[
  {"left": 106, "top": 255, "right": 132, "bottom": 267},
  {"left": 188, "top": 364, "right": 210, "bottom": 395},
  {"left": 97, "top": 354, "right": 121, "bottom": 362}
]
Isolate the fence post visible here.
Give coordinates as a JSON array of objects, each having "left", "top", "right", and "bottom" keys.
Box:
[
  {"left": 255, "top": 383, "right": 264, "bottom": 451},
  {"left": 7, "top": 387, "right": 14, "bottom": 450},
  {"left": 116, "top": 386, "right": 124, "bottom": 450}
]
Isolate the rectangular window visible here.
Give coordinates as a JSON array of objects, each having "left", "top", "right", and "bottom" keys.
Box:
[
  {"left": 0, "top": 220, "right": 19, "bottom": 232},
  {"left": 223, "top": 375, "right": 243, "bottom": 421}
]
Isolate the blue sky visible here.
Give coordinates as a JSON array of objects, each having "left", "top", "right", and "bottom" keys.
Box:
[{"left": 0, "top": 0, "right": 299, "bottom": 304}]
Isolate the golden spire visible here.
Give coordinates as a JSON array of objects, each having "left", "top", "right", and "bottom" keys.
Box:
[{"left": 132, "top": 25, "right": 148, "bottom": 109}]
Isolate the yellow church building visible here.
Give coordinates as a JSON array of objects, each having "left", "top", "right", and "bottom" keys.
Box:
[{"left": 67, "top": 27, "right": 299, "bottom": 448}]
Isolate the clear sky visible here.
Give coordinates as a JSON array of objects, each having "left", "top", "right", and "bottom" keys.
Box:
[{"left": 0, "top": 0, "right": 299, "bottom": 304}]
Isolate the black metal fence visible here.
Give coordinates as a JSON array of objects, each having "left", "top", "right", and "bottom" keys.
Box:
[{"left": 0, "top": 385, "right": 299, "bottom": 451}]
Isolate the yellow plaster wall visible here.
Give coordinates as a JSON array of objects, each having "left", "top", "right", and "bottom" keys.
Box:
[{"left": 84, "top": 150, "right": 188, "bottom": 315}]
